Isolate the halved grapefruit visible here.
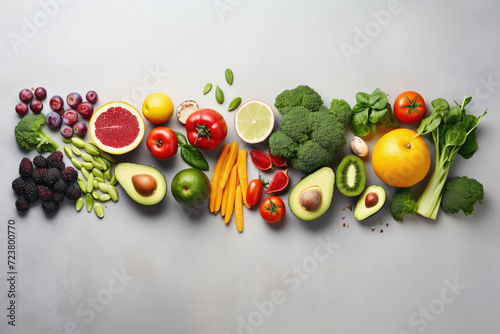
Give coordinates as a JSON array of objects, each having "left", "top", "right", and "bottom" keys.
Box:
[{"left": 89, "top": 101, "right": 145, "bottom": 155}]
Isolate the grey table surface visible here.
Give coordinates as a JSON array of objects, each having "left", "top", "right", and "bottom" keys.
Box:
[{"left": 1, "top": 0, "right": 500, "bottom": 333}]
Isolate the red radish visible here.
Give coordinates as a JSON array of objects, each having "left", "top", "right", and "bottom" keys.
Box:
[
  {"left": 269, "top": 148, "right": 287, "bottom": 167},
  {"left": 250, "top": 149, "right": 272, "bottom": 171},
  {"left": 266, "top": 168, "right": 289, "bottom": 194}
]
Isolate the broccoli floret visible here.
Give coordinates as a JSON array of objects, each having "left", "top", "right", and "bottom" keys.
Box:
[
  {"left": 15, "top": 114, "right": 60, "bottom": 153},
  {"left": 390, "top": 188, "right": 418, "bottom": 221},
  {"left": 329, "top": 98, "right": 352, "bottom": 129},
  {"left": 269, "top": 86, "right": 348, "bottom": 174},
  {"left": 291, "top": 141, "right": 333, "bottom": 175},
  {"left": 275, "top": 85, "right": 323, "bottom": 114},
  {"left": 440, "top": 176, "right": 484, "bottom": 216},
  {"left": 279, "top": 106, "right": 311, "bottom": 143},
  {"left": 269, "top": 131, "right": 298, "bottom": 158},
  {"left": 310, "top": 110, "right": 346, "bottom": 152}
]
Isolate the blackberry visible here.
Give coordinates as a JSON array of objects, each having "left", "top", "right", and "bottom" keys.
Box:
[
  {"left": 38, "top": 185, "right": 53, "bottom": 201},
  {"left": 52, "top": 179, "right": 68, "bottom": 193},
  {"left": 19, "top": 157, "right": 34, "bottom": 178},
  {"left": 15, "top": 197, "right": 30, "bottom": 212},
  {"left": 65, "top": 184, "right": 82, "bottom": 200},
  {"left": 44, "top": 168, "right": 61, "bottom": 186},
  {"left": 23, "top": 182, "right": 38, "bottom": 204},
  {"left": 12, "top": 177, "right": 27, "bottom": 195},
  {"left": 61, "top": 166, "right": 78, "bottom": 183},
  {"left": 42, "top": 201, "right": 59, "bottom": 214},
  {"left": 47, "top": 151, "right": 65, "bottom": 171},
  {"left": 53, "top": 192, "right": 65, "bottom": 203},
  {"left": 33, "top": 155, "right": 48, "bottom": 168},
  {"left": 32, "top": 168, "right": 48, "bottom": 185}
]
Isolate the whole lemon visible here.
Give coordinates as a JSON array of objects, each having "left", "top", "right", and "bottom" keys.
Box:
[
  {"left": 372, "top": 128, "right": 431, "bottom": 188},
  {"left": 142, "top": 92, "right": 174, "bottom": 124}
]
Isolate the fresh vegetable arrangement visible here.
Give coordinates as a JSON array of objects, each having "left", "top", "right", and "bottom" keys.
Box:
[{"left": 11, "top": 78, "right": 487, "bottom": 229}]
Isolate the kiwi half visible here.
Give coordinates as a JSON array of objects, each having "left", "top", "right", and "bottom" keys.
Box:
[{"left": 335, "top": 155, "right": 366, "bottom": 197}]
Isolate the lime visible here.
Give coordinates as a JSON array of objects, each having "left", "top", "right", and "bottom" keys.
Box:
[
  {"left": 234, "top": 100, "right": 275, "bottom": 144},
  {"left": 171, "top": 168, "right": 210, "bottom": 206}
]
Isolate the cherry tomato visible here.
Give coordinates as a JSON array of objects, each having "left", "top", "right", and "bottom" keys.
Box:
[
  {"left": 259, "top": 196, "right": 286, "bottom": 223},
  {"left": 146, "top": 126, "right": 178, "bottom": 160},
  {"left": 246, "top": 179, "right": 264, "bottom": 206},
  {"left": 185, "top": 108, "right": 227, "bottom": 150},
  {"left": 394, "top": 91, "right": 426, "bottom": 124}
]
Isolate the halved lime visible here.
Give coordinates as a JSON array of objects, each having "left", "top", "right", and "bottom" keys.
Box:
[{"left": 234, "top": 100, "right": 275, "bottom": 144}]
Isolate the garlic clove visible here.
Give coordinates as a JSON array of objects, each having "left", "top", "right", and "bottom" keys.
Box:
[{"left": 351, "top": 136, "right": 369, "bottom": 157}]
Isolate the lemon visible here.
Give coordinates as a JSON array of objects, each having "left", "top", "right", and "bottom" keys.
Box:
[
  {"left": 142, "top": 92, "right": 174, "bottom": 124},
  {"left": 234, "top": 100, "right": 275, "bottom": 144}
]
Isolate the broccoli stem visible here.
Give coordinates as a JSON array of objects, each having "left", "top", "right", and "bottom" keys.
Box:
[
  {"left": 37, "top": 130, "right": 60, "bottom": 153},
  {"left": 416, "top": 162, "right": 449, "bottom": 220}
]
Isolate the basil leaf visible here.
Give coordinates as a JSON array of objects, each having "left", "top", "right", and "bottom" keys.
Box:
[
  {"left": 369, "top": 88, "right": 387, "bottom": 110},
  {"left": 175, "top": 132, "right": 188, "bottom": 147},
  {"left": 350, "top": 110, "right": 371, "bottom": 137},
  {"left": 181, "top": 145, "right": 209, "bottom": 171},
  {"left": 355, "top": 92, "right": 370, "bottom": 104}
]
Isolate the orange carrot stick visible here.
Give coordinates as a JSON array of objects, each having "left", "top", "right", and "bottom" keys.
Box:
[
  {"left": 210, "top": 144, "right": 230, "bottom": 213},
  {"left": 235, "top": 185, "right": 243, "bottom": 232}
]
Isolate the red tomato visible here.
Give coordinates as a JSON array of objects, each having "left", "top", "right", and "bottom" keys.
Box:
[
  {"left": 146, "top": 126, "right": 178, "bottom": 160},
  {"left": 246, "top": 179, "right": 264, "bottom": 206},
  {"left": 394, "top": 91, "right": 426, "bottom": 124},
  {"left": 259, "top": 196, "right": 286, "bottom": 223},
  {"left": 185, "top": 108, "right": 227, "bottom": 150}
]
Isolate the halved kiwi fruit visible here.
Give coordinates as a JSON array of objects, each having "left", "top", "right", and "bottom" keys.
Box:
[{"left": 335, "top": 155, "right": 366, "bottom": 197}]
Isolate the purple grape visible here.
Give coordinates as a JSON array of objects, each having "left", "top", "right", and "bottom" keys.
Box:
[
  {"left": 16, "top": 103, "right": 29, "bottom": 116},
  {"left": 73, "top": 121, "right": 87, "bottom": 136},
  {"left": 50, "top": 95, "right": 64, "bottom": 112},
  {"left": 34, "top": 87, "right": 47, "bottom": 100},
  {"left": 77, "top": 102, "right": 94, "bottom": 119},
  {"left": 60, "top": 124, "right": 73, "bottom": 138},
  {"left": 85, "top": 90, "right": 98, "bottom": 104},
  {"left": 30, "top": 99, "right": 43, "bottom": 113},
  {"left": 67, "top": 92, "right": 82, "bottom": 109},
  {"left": 63, "top": 109, "right": 79, "bottom": 125},
  {"left": 46, "top": 111, "right": 62, "bottom": 128},
  {"left": 19, "top": 89, "right": 33, "bottom": 103}
]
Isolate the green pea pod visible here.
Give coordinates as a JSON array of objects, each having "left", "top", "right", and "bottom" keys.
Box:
[
  {"left": 225, "top": 68, "right": 233, "bottom": 85},
  {"left": 215, "top": 86, "right": 224, "bottom": 104},
  {"left": 203, "top": 83, "right": 212, "bottom": 95},
  {"left": 180, "top": 145, "right": 209, "bottom": 171},
  {"left": 228, "top": 97, "right": 242, "bottom": 112}
]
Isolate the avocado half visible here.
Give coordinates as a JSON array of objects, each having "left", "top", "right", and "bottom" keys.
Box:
[
  {"left": 353, "top": 185, "right": 386, "bottom": 220},
  {"left": 114, "top": 162, "right": 167, "bottom": 205},
  {"left": 288, "top": 167, "right": 335, "bottom": 221}
]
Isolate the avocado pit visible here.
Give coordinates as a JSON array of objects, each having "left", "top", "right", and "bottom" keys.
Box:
[
  {"left": 132, "top": 174, "right": 157, "bottom": 196},
  {"left": 365, "top": 192, "right": 379, "bottom": 208},
  {"left": 299, "top": 187, "right": 322, "bottom": 211}
]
